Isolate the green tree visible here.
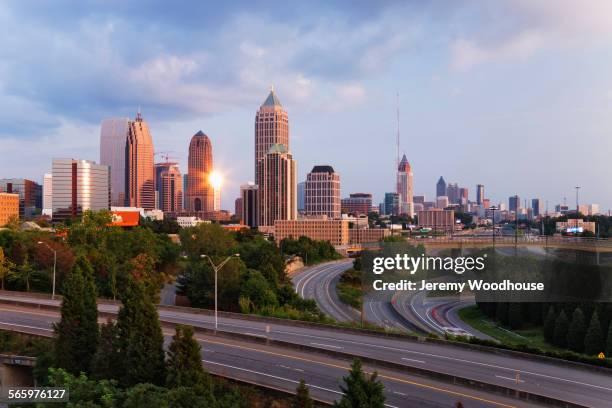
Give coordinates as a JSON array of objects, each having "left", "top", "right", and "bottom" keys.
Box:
[
  {"left": 46, "top": 368, "right": 121, "bottom": 407},
  {"left": 0, "top": 247, "right": 14, "bottom": 290},
  {"left": 166, "top": 325, "right": 209, "bottom": 389},
  {"left": 8, "top": 256, "right": 40, "bottom": 291},
  {"left": 54, "top": 256, "right": 99, "bottom": 375},
  {"left": 335, "top": 359, "right": 385, "bottom": 408},
  {"left": 543, "top": 306, "right": 556, "bottom": 343},
  {"left": 91, "top": 319, "right": 121, "bottom": 380},
  {"left": 553, "top": 310, "right": 569, "bottom": 348},
  {"left": 508, "top": 303, "right": 523, "bottom": 330},
  {"left": 584, "top": 310, "right": 605, "bottom": 356},
  {"left": 294, "top": 379, "right": 313, "bottom": 408},
  {"left": 117, "top": 278, "right": 166, "bottom": 387},
  {"left": 567, "top": 308, "right": 587, "bottom": 353}
]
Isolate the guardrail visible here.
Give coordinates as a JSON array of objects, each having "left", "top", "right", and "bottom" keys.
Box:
[{"left": 0, "top": 294, "right": 593, "bottom": 407}]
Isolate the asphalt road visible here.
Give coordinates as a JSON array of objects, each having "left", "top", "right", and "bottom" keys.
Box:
[
  {"left": 0, "top": 293, "right": 611, "bottom": 407},
  {"left": 0, "top": 305, "right": 532, "bottom": 408}
]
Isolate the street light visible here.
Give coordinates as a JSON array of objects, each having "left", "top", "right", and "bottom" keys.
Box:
[
  {"left": 201, "top": 253, "right": 240, "bottom": 330},
  {"left": 37, "top": 241, "right": 56, "bottom": 300},
  {"left": 489, "top": 206, "right": 498, "bottom": 248}
]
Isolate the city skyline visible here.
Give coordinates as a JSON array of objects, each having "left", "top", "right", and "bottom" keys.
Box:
[{"left": 1, "top": 2, "right": 612, "bottom": 211}]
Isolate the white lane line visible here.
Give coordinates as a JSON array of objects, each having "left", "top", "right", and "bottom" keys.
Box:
[
  {"left": 393, "top": 391, "right": 407, "bottom": 396},
  {"left": 495, "top": 375, "right": 525, "bottom": 383},
  {"left": 278, "top": 364, "right": 304, "bottom": 372},
  {"left": 310, "top": 342, "right": 343, "bottom": 349},
  {"left": 245, "top": 332, "right": 266, "bottom": 338},
  {"left": 0, "top": 321, "right": 53, "bottom": 332},
  {"left": 401, "top": 357, "right": 426, "bottom": 364}
]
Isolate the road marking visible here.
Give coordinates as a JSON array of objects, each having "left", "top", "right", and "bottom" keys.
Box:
[
  {"left": 245, "top": 332, "right": 266, "bottom": 338},
  {"left": 392, "top": 391, "right": 407, "bottom": 396},
  {"left": 310, "top": 342, "right": 343, "bottom": 349},
  {"left": 0, "top": 321, "right": 53, "bottom": 332},
  {"left": 495, "top": 375, "right": 524, "bottom": 383},
  {"left": 197, "top": 337, "right": 516, "bottom": 408},
  {"left": 401, "top": 357, "right": 426, "bottom": 364},
  {"left": 278, "top": 364, "right": 304, "bottom": 372}
]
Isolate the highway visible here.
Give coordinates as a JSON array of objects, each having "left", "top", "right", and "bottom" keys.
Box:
[
  {"left": 0, "top": 304, "right": 531, "bottom": 408},
  {"left": 0, "top": 292, "right": 610, "bottom": 407}
]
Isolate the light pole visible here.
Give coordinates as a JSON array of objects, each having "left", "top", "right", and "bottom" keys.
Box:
[
  {"left": 201, "top": 254, "right": 240, "bottom": 331},
  {"left": 489, "top": 206, "right": 498, "bottom": 248},
  {"left": 37, "top": 241, "right": 56, "bottom": 300}
]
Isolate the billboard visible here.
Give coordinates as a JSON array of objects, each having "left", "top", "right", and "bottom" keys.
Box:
[{"left": 110, "top": 211, "right": 140, "bottom": 227}]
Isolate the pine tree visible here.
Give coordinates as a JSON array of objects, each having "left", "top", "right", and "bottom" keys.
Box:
[
  {"left": 294, "top": 379, "right": 313, "bottom": 408},
  {"left": 584, "top": 310, "right": 604, "bottom": 356},
  {"left": 334, "top": 359, "right": 385, "bottom": 408},
  {"left": 54, "top": 256, "right": 99, "bottom": 375},
  {"left": 117, "top": 278, "right": 166, "bottom": 387},
  {"left": 553, "top": 310, "right": 569, "bottom": 348},
  {"left": 166, "top": 325, "right": 209, "bottom": 389},
  {"left": 543, "top": 306, "right": 556, "bottom": 344},
  {"left": 508, "top": 303, "right": 523, "bottom": 330},
  {"left": 567, "top": 308, "right": 587, "bottom": 353},
  {"left": 91, "top": 319, "right": 121, "bottom": 380},
  {"left": 606, "top": 323, "right": 612, "bottom": 358}
]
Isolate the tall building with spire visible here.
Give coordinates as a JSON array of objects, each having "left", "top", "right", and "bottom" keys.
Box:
[
  {"left": 257, "top": 143, "right": 297, "bottom": 227},
  {"left": 436, "top": 176, "right": 447, "bottom": 198},
  {"left": 186, "top": 131, "right": 214, "bottom": 212},
  {"left": 396, "top": 154, "right": 414, "bottom": 217},
  {"left": 126, "top": 112, "right": 155, "bottom": 209},
  {"left": 254, "top": 88, "right": 289, "bottom": 182},
  {"left": 100, "top": 118, "right": 130, "bottom": 206}
]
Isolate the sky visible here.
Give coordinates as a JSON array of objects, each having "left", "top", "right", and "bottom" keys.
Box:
[{"left": 1, "top": 0, "right": 612, "bottom": 212}]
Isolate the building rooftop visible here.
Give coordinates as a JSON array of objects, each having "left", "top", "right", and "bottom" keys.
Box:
[
  {"left": 267, "top": 143, "right": 289, "bottom": 154},
  {"left": 262, "top": 89, "right": 282, "bottom": 107},
  {"left": 311, "top": 165, "right": 335, "bottom": 174},
  {"left": 398, "top": 154, "right": 411, "bottom": 171}
]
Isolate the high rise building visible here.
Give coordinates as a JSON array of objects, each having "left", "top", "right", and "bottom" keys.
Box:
[
  {"left": 0, "top": 193, "right": 19, "bottom": 226},
  {"left": 476, "top": 184, "right": 484, "bottom": 205},
  {"left": 255, "top": 88, "right": 289, "bottom": 183},
  {"left": 509, "top": 195, "right": 520, "bottom": 212},
  {"left": 186, "top": 131, "right": 214, "bottom": 212},
  {"left": 436, "top": 176, "right": 446, "bottom": 198},
  {"left": 341, "top": 193, "right": 372, "bottom": 216},
  {"left": 446, "top": 182, "right": 460, "bottom": 204},
  {"left": 241, "top": 183, "right": 259, "bottom": 228},
  {"left": 52, "top": 159, "right": 109, "bottom": 220},
  {"left": 0, "top": 178, "right": 41, "bottom": 219},
  {"left": 384, "top": 192, "right": 400, "bottom": 216},
  {"left": 396, "top": 154, "right": 414, "bottom": 217},
  {"left": 531, "top": 198, "right": 543, "bottom": 217},
  {"left": 304, "top": 165, "right": 341, "bottom": 219},
  {"left": 459, "top": 187, "right": 469, "bottom": 205},
  {"left": 43, "top": 173, "right": 52, "bottom": 216},
  {"left": 234, "top": 197, "right": 243, "bottom": 221},
  {"left": 100, "top": 118, "right": 130, "bottom": 206},
  {"left": 436, "top": 196, "right": 449, "bottom": 209},
  {"left": 126, "top": 112, "right": 155, "bottom": 209},
  {"left": 257, "top": 144, "right": 297, "bottom": 227},
  {"left": 297, "top": 181, "right": 306, "bottom": 212},
  {"left": 155, "top": 163, "right": 183, "bottom": 212}
]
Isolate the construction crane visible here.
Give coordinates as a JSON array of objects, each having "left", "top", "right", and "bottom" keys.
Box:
[{"left": 154, "top": 151, "right": 178, "bottom": 164}]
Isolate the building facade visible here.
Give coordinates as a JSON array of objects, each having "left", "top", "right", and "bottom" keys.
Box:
[
  {"left": 304, "top": 165, "right": 340, "bottom": 219},
  {"left": 156, "top": 163, "right": 183, "bottom": 213},
  {"left": 341, "top": 193, "right": 372, "bottom": 216},
  {"left": 255, "top": 89, "right": 289, "bottom": 183},
  {"left": 446, "top": 182, "right": 459, "bottom": 204},
  {"left": 0, "top": 179, "right": 41, "bottom": 219},
  {"left": 274, "top": 218, "right": 349, "bottom": 246},
  {"left": 396, "top": 154, "right": 414, "bottom": 217},
  {"left": 126, "top": 113, "right": 155, "bottom": 209},
  {"left": 417, "top": 209, "right": 455, "bottom": 232},
  {"left": 348, "top": 228, "right": 390, "bottom": 244},
  {"left": 0, "top": 193, "right": 19, "bottom": 226},
  {"left": 384, "top": 192, "right": 400, "bottom": 216},
  {"left": 297, "top": 181, "right": 305, "bottom": 212},
  {"left": 436, "top": 176, "right": 446, "bottom": 198},
  {"left": 257, "top": 144, "right": 297, "bottom": 227},
  {"left": 186, "top": 131, "right": 214, "bottom": 212},
  {"left": 43, "top": 173, "right": 52, "bottom": 216},
  {"left": 100, "top": 117, "right": 130, "bottom": 206},
  {"left": 52, "top": 159, "right": 109, "bottom": 220},
  {"left": 476, "top": 184, "right": 484, "bottom": 205},
  {"left": 509, "top": 195, "right": 520, "bottom": 213},
  {"left": 531, "top": 198, "right": 542, "bottom": 217},
  {"left": 240, "top": 183, "right": 259, "bottom": 228}
]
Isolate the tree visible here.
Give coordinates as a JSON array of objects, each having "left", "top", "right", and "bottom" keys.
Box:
[
  {"left": 335, "top": 359, "right": 385, "bottom": 408},
  {"left": 584, "top": 310, "right": 605, "bottom": 356},
  {"left": 495, "top": 302, "right": 509, "bottom": 326},
  {"left": 116, "top": 277, "right": 166, "bottom": 387},
  {"left": 553, "top": 310, "right": 569, "bottom": 348},
  {"left": 567, "top": 308, "right": 587, "bottom": 353},
  {"left": 54, "top": 256, "right": 99, "bottom": 375},
  {"left": 294, "top": 379, "right": 313, "bottom": 408},
  {"left": 166, "top": 325, "right": 209, "bottom": 389},
  {"left": 0, "top": 247, "right": 14, "bottom": 290},
  {"left": 91, "top": 319, "right": 121, "bottom": 380},
  {"left": 8, "top": 256, "right": 40, "bottom": 292},
  {"left": 543, "top": 306, "right": 556, "bottom": 343},
  {"left": 508, "top": 303, "right": 523, "bottom": 330}
]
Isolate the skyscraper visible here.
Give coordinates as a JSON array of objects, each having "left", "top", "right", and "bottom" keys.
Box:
[
  {"left": 436, "top": 176, "right": 446, "bottom": 198},
  {"left": 297, "top": 181, "right": 306, "bottom": 212},
  {"left": 241, "top": 183, "right": 259, "bottom": 228},
  {"left": 254, "top": 88, "right": 289, "bottom": 182},
  {"left": 459, "top": 187, "right": 469, "bottom": 205},
  {"left": 341, "top": 193, "right": 372, "bottom": 216},
  {"left": 531, "top": 198, "right": 542, "bottom": 217},
  {"left": 305, "top": 165, "right": 341, "bottom": 219},
  {"left": 155, "top": 162, "right": 183, "bottom": 212},
  {"left": 126, "top": 112, "right": 155, "bottom": 209},
  {"left": 257, "top": 144, "right": 297, "bottom": 227},
  {"left": 100, "top": 118, "right": 130, "bottom": 206},
  {"left": 43, "top": 173, "right": 52, "bottom": 216},
  {"left": 186, "top": 131, "right": 214, "bottom": 212},
  {"left": 51, "top": 159, "right": 109, "bottom": 220},
  {"left": 476, "top": 184, "right": 484, "bottom": 205},
  {"left": 446, "top": 182, "right": 460, "bottom": 204},
  {"left": 509, "top": 195, "right": 520, "bottom": 212},
  {"left": 384, "top": 192, "right": 400, "bottom": 216},
  {"left": 396, "top": 154, "right": 414, "bottom": 217}
]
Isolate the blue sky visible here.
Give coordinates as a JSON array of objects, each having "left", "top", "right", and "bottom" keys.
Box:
[{"left": 1, "top": 0, "right": 612, "bottom": 212}]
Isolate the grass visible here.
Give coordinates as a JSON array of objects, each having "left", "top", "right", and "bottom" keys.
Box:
[
  {"left": 337, "top": 281, "right": 362, "bottom": 309},
  {"left": 457, "top": 305, "right": 563, "bottom": 353}
]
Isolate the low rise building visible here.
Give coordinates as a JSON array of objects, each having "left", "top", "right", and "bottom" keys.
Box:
[
  {"left": 274, "top": 217, "right": 349, "bottom": 246},
  {"left": 417, "top": 209, "right": 455, "bottom": 232},
  {"left": 556, "top": 219, "right": 596, "bottom": 234},
  {"left": 348, "top": 228, "right": 390, "bottom": 244},
  {"left": 0, "top": 193, "right": 19, "bottom": 227},
  {"left": 176, "top": 216, "right": 210, "bottom": 228}
]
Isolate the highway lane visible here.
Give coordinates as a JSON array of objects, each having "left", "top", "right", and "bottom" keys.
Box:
[
  {"left": 292, "top": 260, "right": 359, "bottom": 323},
  {"left": 0, "top": 306, "right": 531, "bottom": 408},
  {"left": 1, "top": 294, "right": 611, "bottom": 407}
]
